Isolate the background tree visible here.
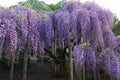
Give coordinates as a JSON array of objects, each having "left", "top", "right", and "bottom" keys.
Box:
[
  {"left": 9, "top": 0, "right": 62, "bottom": 12},
  {"left": 48, "top": 0, "right": 63, "bottom": 11},
  {"left": 112, "top": 17, "right": 120, "bottom": 36}
]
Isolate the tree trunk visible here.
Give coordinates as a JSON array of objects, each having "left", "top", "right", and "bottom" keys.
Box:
[
  {"left": 22, "top": 49, "right": 28, "bottom": 80},
  {"left": 10, "top": 53, "right": 15, "bottom": 80}
]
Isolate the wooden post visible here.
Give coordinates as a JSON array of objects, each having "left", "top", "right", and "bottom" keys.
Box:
[
  {"left": 10, "top": 53, "right": 15, "bottom": 80},
  {"left": 61, "top": 39, "right": 64, "bottom": 50},
  {"left": 0, "top": 39, "right": 5, "bottom": 59},
  {"left": 22, "top": 48, "right": 28, "bottom": 80},
  {"left": 67, "top": 31, "right": 73, "bottom": 80},
  {"left": 81, "top": 37, "right": 85, "bottom": 80},
  {"left": 69, "top": 42, "right": 73, "bottom": 80},
  {"left": 22, "top": 36, "right": 29, "bottom": 80},
  {"left": 82, "top": 57, "right": 85, "bottom": 80},
  {"left": 53, "top": 20, "right": 57, "bottom": 75}
]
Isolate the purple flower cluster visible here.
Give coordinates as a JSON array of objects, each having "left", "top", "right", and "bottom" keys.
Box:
[
  {"left": 0, "top": 9, "right": 18, "bottom": 54},
  {"left": 84, "top": 46, "right": 96, "bottom": 72},
  {"left": 37, "top": 12, "right": 54, "bottom": 48},
  {"left": 73, "top": 44, "right": 84, "bottom": 71}
]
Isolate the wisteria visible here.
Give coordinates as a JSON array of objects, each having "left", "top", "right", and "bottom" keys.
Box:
[
  {"left": 60, "top": 1, "right": 119, "bottom": 80},
  {"left": 0, "top": 1, "right": 120, "bottom": 80},
  {"left": 37, "top": 12, "right": 54, "bottom": 48},
  {"left": 0, "top": 9, "right": 18, "bottom": 58}
]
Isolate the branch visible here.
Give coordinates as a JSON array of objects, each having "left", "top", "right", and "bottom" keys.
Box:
[{"left": 44, "top": 48, "right": 60, "bottom": 64}]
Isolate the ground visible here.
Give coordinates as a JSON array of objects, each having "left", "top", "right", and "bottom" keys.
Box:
[{"left": 0, "top": 60, "right": 78, "bottom": 80}]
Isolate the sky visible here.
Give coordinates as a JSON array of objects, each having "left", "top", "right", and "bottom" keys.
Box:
[{"left": 0, "top": 0, "right": 120, "bottom": 20}]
